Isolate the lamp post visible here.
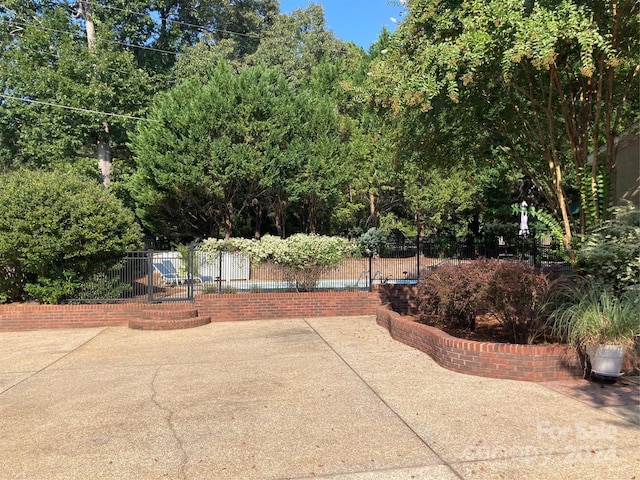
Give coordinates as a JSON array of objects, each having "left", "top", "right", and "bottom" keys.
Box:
[{"left": 519, "top": 201, "right": 529, "bottom": 236}]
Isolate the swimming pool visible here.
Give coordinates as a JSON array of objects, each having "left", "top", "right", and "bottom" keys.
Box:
[{"left": 198, "top": 277, "right": 418, "bottom": 293}]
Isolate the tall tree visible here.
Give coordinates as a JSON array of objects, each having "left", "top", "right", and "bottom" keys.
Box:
[
  {"left": 342, "top": 27, "right": 402, "bottom": 234},
  {"left": 370, "top": 0, "right": 639, "bottom": 259},
  {"left": 0, "top": 0, "right": 278, "bottom": 178},
  {"left": 0, "top": 1, "right": 153, "bottom": 180},
  {"left": 247, "top": 3, "right": 350, "bottom": 87},
  {"left": 129, "top": 62, "right": 305, "bottom": 240}
]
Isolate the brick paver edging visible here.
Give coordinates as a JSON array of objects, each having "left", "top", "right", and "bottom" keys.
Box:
[{"left": 376, "top": 306, "right": 583, "bottom": 382}]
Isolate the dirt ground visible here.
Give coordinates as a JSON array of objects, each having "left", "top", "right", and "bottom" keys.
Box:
[{"left": 413, "top": 313, "right": 516, "bottom": 344}]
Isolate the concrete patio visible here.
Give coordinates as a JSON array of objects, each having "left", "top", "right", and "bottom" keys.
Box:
[{"left": 0, "top": 316, "right": 638, "bottom": 479}]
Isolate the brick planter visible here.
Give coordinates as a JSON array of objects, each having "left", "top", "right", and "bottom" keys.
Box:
[{"left": 376, "top": 306, "right": 582, "bottom": 382}]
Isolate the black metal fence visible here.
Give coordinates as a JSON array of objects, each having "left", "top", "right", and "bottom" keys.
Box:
[
  {"left": 69, "top": 250, "right": 196, "bottom": 304},
  {"left": 68, "top": 236, "right": 569, "bottom": 304}
]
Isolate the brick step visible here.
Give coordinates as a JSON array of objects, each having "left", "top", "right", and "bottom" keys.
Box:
[
  {"left": 140, "top": 308, "right": 199, "bottom": 320},
  {"left": 129, "top": 308, "right": 210, "bottom": 330}
]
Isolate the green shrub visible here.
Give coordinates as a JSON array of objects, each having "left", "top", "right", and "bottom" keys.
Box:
[
  {"left": 68, "top": 268, "right": 134, "bottom": 302},
  {"left": 357, "top": 228, "right": 388, "bottom": 256},
  {"left": 0, "top": 169, "right": 142, "bottom": 304},
  {"left": 575, "top": 203, "right": 640, "bottom": 294}
]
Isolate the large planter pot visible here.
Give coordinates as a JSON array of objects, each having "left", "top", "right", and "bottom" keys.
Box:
[{"left": 586, "top": 344, "right": 627, "bottom": 378}]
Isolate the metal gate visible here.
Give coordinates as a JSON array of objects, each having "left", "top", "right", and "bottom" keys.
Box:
[
  {"left": 144, "top": 248, "right": 196, "bottom": 303},
  {"left": 69, "top": 248, "right": 197, "bottom": 304}
]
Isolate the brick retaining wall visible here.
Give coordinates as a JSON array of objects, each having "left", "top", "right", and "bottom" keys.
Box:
[
  {"left": 376, "top": 306, "right": 583, "bottom": 382},
  {"left": 0, "top": 303, "right": 142, "bottom": 331},
  {"left": 194, "top": 291, "right": 382, "bottom": 322},
  {"left": 0, "top": 291, "right": 383, "bottom": 331},
  {"left": 0, "top": 287, "right": 591, "bottom": 382}
]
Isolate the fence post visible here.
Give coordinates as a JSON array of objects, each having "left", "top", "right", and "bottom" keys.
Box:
[
  {"left": 187, "top": 243, "right": 194, "bottom": 300},
  {"left": 147, "top": 249, "right": 154, "bottom": 303},
  {"left": 416, "top": 235, "right": 420, "bottom": 280},
  {"left": 368, "top": 253, "right": 373, "bottom": 292},
  {"left": 217, "top": 251, "right": 223, "bottom": 294}
]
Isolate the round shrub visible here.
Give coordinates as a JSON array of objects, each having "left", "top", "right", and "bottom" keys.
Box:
[
  {"left": 357, "top": 228, "right": 388, "bottom": 256},
  {"left": 416, "top": 259, "right": 495, "bottom": 330},
  {"left": 417, "top": 259, "right": 552, "bottom": 343},
  {"left": 0, "top": 169, "right": 143, "bottom": 303}
]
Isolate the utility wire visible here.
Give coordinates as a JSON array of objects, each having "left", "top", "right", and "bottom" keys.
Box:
[
  {"left": 85, "top": 1, "right": 262, "bottom": 39},
  {"left": 110, "top": 39, "right": 178, "bottom": 55},
  {"left": 0, "top": 3, "right": 16, "bottom": 16},
  {"left": 2, "top": 43, "right": 145, "bottom": 77},
  {"left": 4, "top": 19, "right": 179, "bottom": 55},
  {"left": 2, "top": 1, "right": 262, "bottom": 40},
  {"left": 0, "top": 93, "right": 158, "bottom": 122},
  {"left": 2, "top": 2, "right": 349, "bottom": 58}
]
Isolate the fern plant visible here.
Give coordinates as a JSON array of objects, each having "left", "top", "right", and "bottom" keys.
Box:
[{"left": 511, "top": 203, "right": 569, "bottom": 261}]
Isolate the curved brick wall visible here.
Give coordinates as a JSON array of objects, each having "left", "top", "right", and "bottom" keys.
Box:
[{"left": 376, "top": 306, "right": 582, "bottom": 382}]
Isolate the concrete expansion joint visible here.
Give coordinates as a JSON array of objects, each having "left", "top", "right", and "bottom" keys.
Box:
[
  {"left": 150, "top": 366, "right": 188, "bottom": 479},
  {"left": 303, "top": 319, "right": 466, "bottom": 480},
  {"left": 0, "top": 327, "right": 108, "bottom": 397}
]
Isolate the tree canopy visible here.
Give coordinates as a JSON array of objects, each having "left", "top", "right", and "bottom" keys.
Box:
[
  {"left": 3, "top": 0, "right": 635, "bottom": 254},
  {"left": 129, "top": 61, "right": 351, "bottom": 241},
  {"left": 370, "top": 0, "right": 639, "bottom": 258}
]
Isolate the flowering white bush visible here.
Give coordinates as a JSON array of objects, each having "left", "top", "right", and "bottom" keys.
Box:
[
  {"left": 198, "top": 234, "right": 356, "bottom": 291},
  {"left": 200, "top": 234, "right": 354, "bottom": 266}
]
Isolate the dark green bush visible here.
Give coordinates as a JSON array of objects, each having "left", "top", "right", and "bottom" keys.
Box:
[
  {"left": 357, "top": 228, "right": 389, "bottom": 257},
  {"left": 575, "top": 203, "right": 640, "bottom": 294},
  {"left": 0, "top": 169, "right": 142, "bottom": 304}
]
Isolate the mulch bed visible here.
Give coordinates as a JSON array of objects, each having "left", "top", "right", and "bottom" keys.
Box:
[{"left": 414, "top": 314, "right": 518, "bottom": 344}]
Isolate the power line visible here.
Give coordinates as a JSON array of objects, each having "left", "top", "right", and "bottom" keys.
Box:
[
  {"left": 3, "top": 2, "right": 350, "bottom": 60},
  {"left": 110, "top": 39, "right": 178, "bottom": 55},
  {"left": 0, "top": 93, "right": 159, "bottom": 122},
  {"left": 4, "top": 19, "right": 179, "bottom": 56},
  {"left": 2, "top": 43, "right": 146, "bottom": 77},
  {"left": 42, "top": 0, "right": 261, "bottom": 41},
  {"left": 86, "top": 1, "right": 262, "bottom": 40},
  {"left": 0, "top": 3, "right": 16, "bottom": 16}
]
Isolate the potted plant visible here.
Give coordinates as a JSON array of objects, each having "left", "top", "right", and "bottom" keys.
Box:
[{"left": 546, "top": 276, "right": 639, "bottom": 378}]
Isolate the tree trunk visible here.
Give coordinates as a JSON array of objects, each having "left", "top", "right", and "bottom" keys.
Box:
[
  {"left": 97, "top": 134, "right": 111, "bottom": 187},
  {"left": 308, "top": 193, "right": 318, "bottom": 234},
  {"left": 251, "top": 198, "right": 262, "bottom": 239},
  {"left": 77, "top": 1, "right": 96, "bottom": 49},
  {"left": 77, "top": 1, "right": 111, "bottom": 186},
  {"left": 369, "top": 191, "right": 379, "bottom": 228},
  {"left": 223, "top": 201, "right": 233, "bottom": 239},
  {"left": 274, "top": 196, "right": 287, "bottom": 238}
]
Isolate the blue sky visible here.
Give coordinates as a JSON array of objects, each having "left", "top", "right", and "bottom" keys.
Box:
[{"left": 278, "top": 0, "right": 403, "bottom": 50}]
